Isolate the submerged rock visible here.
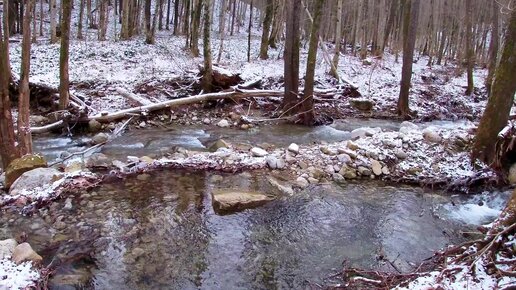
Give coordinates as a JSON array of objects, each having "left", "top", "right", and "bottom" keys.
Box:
[
  {"left": 5, "top": 155, "right": 47, "bottom": 188},
  {"left": 9, "top": 167, "right": 63, "bottom": 196},
  {"left": 267, "top": 176, "right": 294, "bottom": 195},
  {"left": 88, "top": 119, "right": 102, "bottom": 133},
  {"left": 211, "top": 190, "right": 274, "bottom": 214},
  {"left": 12, "top": 243, "right": 42, "bottom": 264},
  {"left": 91, "top": 132, "right": 109, "bottom": 145},
  {"left": 209, "top": 139, "right": 230, "bottom": 151},
  {"left": 85, "top": 153, "right": 111, "bottom": 168}
]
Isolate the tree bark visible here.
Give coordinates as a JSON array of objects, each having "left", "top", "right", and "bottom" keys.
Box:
[
  {"left": 397, "top": 0, "right": 420, "bottom": 118},
  {"left": 472, "top": 8, "right": 516, "bottom": 166},
  {"left": 283, "top": 0, "right": 301, "bottom": 111},
  {"left": 59, "top": 0, "right": 72, "bottom": 110},
  {"left": 190, "top": 0, "right": 202, "bottom": 56},
  {"left": 302, "top": 0, "right": 324, "bottom": 125}
]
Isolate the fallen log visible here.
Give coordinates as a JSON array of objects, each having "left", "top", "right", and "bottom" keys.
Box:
[
  {"left": 88, "top": 89, "right": 284, "bottom": 123},
  {"left": 31, "top": 120, "right": 64, "bottom": 134}
]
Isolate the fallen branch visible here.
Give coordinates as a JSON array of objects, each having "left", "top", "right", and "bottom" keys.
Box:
[
  {"left": 88, "top": 88, "right": 284, "bottom": 123},
  {"left": 31, "top": 120, "right": 64, "bottom": 134},
  {"left": 116, "top": 87, "right": 154, "bottom": 106}
]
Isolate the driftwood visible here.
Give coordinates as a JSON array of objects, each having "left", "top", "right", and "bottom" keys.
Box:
[{"left": 88, "top": 88, "right": 284, "bottom": 122}]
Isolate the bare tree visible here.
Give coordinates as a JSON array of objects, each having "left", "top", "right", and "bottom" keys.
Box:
[
  {"left": 283, "top": 0, "right": 301, "bottom": 111},
  {"left": 259, "top": 0, "right": 273, "bottom": 60}
]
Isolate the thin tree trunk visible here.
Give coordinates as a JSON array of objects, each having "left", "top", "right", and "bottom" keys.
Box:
[
  {"left": 59, "top": 0, "right": 72, "bottom": 110},
  {"left": 166, "top": 0, "right": 171, "bottom": 30},
  {"left": 173, "top": 0, "right": 180, "bottom": 34},
  {"left": 302, "top": 0, "right": 324, "bottom": 126},
  {"left": 216, "top": 0, "right": 227, "bottom": 63},
  {"left": 78, "top": 0, "right": 85, "bottom": 39},
  {"left": 485, "top": 0, "right": 499, "bottom": 96},
  {"left": 50, "top": 0, "right": 57, "bottom": 43},
  {"left": 472, "top": 8, "right": 516, "bottom": 166},
  {"left": 190, "top": 0, "right": 202, "bottom": 56},
  {"left": 247, "top": 0, "right": 253, "bottom": 62},
  {"left": 98, "top": 0, "right": 108, "bottom": 40},
  {"left": 465, "top": 0, "right": 474, "bottom": 95},
  {"left": 397, "top": 0, "right": 420, "bottom": 118},
  {"left": 39, "top": 0, "right": 43, "bottom": 36},
  {"left": 330, "top": 0, "right": 342, "bottom": 78},
  {"left": 201, "top": 0, "right": 213, "bottom": 92}
]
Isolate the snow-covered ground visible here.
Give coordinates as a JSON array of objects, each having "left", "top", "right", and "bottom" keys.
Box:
[{"left": 6, "top": 2, "right": 490, "bottom": 121}]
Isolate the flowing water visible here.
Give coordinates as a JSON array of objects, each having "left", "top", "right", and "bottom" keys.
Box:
[{"left": 0, "top": 170, "right": 509, "bottom": 289}]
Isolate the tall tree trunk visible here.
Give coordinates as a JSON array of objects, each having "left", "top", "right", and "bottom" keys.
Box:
[
  {"left": 50, "top": 0, "right": 57, "bottom": 43},
  {"left": 201, "top": 0, "right": 213, "bottom": 93},
  {"left": 258, "top": 0, "right": 273, "bottom": 60},
  {"left": 330, "top": 0, "right": 342, "bottom": 78},
  {"left": 190, "top": 0, "right": 202, "bottom": 56},
  {"left": 397, "top": 0, "right": 420, "bottom": 118},
  {"left": 472, "top": 8, "right": 516, "bottom": 166},
  {"left": 302, "top": 0, "right": 324, "bottom": 126},
  {"left": 216, "top": 0, "right": 227, "bottom": 62},
  {"left": 247, "top": 0, "right": 253, "bottom": 62},
  {"left": 77, "top": 0, "right": 85, "bottom": 39},
  {"left": 121, "top": 0, "right": 131, "bottom": 39},
  {"left": 166, "top": 0, "right": 171, "bottom": 30},
  {"left": 39, "top": 0, "right": 43, "bottom": 36},
  {"left": 465, "top": 0, "right": 474, "bottom": 95},
  {"left": 17, "top": 0, "right": 35, "bottom": 156},
  {"left": 144, "top": 0, "right": 152, "bottom": 42},
  {"left": 59, "top": 0, "right": 72, "bottom": 110},
  {"left": 0, "top": 2, "right": 19, "bottom": 168},
  {"left": 382, "top": 0, "right": 398, "bottom": 52},
  {"left": 283, "top": 0, "right": 301, "bottom": 111},
  {"left": 173, "top": 0, "right": 180, "bottom": 34},
  {"left": 98, "top": 0, "right": 108, "bottom": 40},
  {"left": 485, "top": 0, "right": 499, "bottom": 97}
]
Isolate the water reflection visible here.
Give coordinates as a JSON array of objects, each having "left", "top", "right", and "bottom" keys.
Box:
[{"left": 0, "top": 171, "right": 500, "bottom": 289}]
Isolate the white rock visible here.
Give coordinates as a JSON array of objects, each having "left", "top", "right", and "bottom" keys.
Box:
[
  {"left": 288, "top": 143, "right": 299, "bottom": 154},
  {"left": 371, "top": 160, "right": 382, "bottom": 176},
  {"left": 9, "top": 168, "right": 64, "bottom": 196},
  {"left": 337, "top": 154, "right": 352, "bottom": 164},
  {"left": 250, "top": 147, "right": 268, "bottom": 157},
  {"left": 351, "top": 127, "right": 380, "bottom": 139},
  {"left": 217, "top": 119, "right": 230, "bottom": 128},
  {"left": 266, "top": 156, "right": 285, "bottom": 169}
]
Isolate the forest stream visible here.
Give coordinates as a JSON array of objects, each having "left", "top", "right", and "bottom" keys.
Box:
[{"left": 0, "top": 119, "right": 511, "bottom": 289}]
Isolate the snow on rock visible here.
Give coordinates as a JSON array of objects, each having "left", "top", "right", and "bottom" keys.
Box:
[{"left": 0, "top": 259, "right": 40, "bottom": 290}]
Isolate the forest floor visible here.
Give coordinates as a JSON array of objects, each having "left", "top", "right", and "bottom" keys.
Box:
[{"left": 1, "top": 28, "right": 514, "bottom": 289}]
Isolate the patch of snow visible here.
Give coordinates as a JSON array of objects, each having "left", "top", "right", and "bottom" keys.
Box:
[{"left": 0, "top": 259, "right": 39, "bottom": 290}]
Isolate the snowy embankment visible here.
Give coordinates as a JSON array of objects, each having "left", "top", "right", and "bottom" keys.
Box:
[{"left": 0, "top": 260, "right": 40, "bottom": 290}]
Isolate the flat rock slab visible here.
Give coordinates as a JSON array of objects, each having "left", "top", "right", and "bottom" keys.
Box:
[{"left": 211, "top": 190, "right": 274, "bottom": 214}]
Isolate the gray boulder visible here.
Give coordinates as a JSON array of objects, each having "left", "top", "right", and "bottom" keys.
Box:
[{"left": 9, "top": 167, "right": 64, "bottom": 196}]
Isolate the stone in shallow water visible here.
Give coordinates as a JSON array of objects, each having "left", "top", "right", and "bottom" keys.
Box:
[
  {"left": 250, "top": 147, "right": 268, "bottom": 157},
  {"left": 211, "top": 190, "right": 274, "bottom": 214},
  {"left": 9, "top": 167, "right": 63, "bottom": 196}
]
